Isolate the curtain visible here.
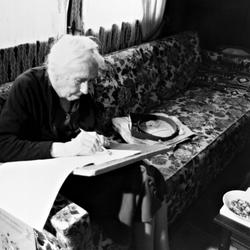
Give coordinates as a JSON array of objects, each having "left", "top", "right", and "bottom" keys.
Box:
[
  {"left": 0, "top": 0, "right": 69, "bottom": 49},
  {"left": 79, "top": 0, "right": 166, "bottom": 54},
  {"left": 82, "top": 0, "right": 166, "bottom": 40},
  {"left": 141, "top": 0, "right": 167, "bottom": 41}
]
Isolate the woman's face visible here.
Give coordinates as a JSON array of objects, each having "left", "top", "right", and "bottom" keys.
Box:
[
  {"left": 56, "top": 74, "right": 89, "bottom": 101},
  {"left": 52, "top": 62, "right": 98, "bottom": 101}
]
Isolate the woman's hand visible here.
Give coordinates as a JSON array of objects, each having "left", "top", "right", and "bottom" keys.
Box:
[
  {"left": 68, "top": 130, "right": 104, "bottom": 156},
  {"left": 50, "top": 130, "right": 107, "bottom": 157}
]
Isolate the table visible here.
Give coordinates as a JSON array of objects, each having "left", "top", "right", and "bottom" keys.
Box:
[{"left": 214, "top": 214, "right": 250, "bottom": 250}]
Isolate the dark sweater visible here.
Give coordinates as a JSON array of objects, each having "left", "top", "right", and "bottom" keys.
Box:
[{"left": 0, "top": 66, "right": 96, "bottom": 162}]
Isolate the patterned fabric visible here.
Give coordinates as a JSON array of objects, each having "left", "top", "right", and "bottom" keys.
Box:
[
  {"left": 48, "top": 199, "right": 131, "bottom": 250},
  {"left": 34, "top": 230, "right": 63, "bottom": 250},
  {"left": 2, "top": 31, "right": 250, "bottom": 248},
  {"left": 93, "top": 31, "right": 201, "bottom": 134},
  {"left": 50, "top": 203, "right": 93, "bottom": 250},
  {"left": 49, "top": 205, "right": 131, "bottom": 250},
  {"left": 146, "top": 84, "right": 250, "bottom": 223}
]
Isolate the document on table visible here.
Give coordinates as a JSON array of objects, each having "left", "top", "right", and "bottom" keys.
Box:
[
  {"left": 0, "top": 149, "right": 140, "bottom": 231},
  {"left": 0, "top": 207, "right": 36, "bottom": 250}
]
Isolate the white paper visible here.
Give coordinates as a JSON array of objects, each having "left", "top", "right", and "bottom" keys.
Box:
[
  {"left": 0, "top": 149, "right": 139, "bottom": 231},
  {"left": 0, "top": 208, "right": 35, "bottom": 250}
]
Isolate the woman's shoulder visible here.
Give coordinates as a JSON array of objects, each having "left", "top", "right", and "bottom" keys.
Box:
[
  {"left": 9, "top": 66, "right": 49, "bottom": 101},
  {"left": 16, "top": 66, "right": 47, "bottom": 83},
  {"left": 13, "top": 66, "right": 48, "bottom": 90}
]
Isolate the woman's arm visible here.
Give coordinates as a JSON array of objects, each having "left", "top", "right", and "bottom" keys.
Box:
[{"left": 0, "top": 74, "right": 53, "bottom": 162}]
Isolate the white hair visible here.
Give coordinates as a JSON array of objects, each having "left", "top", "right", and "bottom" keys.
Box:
[{"left": 46, "top": 35, "right": 105, "bottom": 81}]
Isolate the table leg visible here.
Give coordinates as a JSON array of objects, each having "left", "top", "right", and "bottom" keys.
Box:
[{"left": 218, "top": 228, "right": 231, "bottom": 250}]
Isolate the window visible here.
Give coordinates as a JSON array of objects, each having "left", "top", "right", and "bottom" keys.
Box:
[
  {"left": 0, "top": 0, "right": 69, "bottom": 49},
  {"left": 82, "top": 0, "right": 167, "bottom": 41},
  {"left": 83, "top": 0, "right": 143, "bottom": 33}
]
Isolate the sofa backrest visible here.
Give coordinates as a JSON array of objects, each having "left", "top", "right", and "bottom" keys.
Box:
[
  {"left": 0, "top": 31, "right": 201, "bottom": 134},
  {"left": 93, "top": 31, "right": 201, "bottom": 133}
]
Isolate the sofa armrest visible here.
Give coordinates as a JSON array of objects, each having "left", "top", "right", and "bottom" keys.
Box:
[{"left": 50, "top": 202, "right": 93, "bottom": 250}]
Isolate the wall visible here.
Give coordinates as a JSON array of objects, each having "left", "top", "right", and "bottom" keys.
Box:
[{"left": 163, "top": 0, "right": 250, "bottom": 51}]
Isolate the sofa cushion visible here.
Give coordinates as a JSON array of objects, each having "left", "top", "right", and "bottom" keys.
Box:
[
  {"left": 93, "top": 31, "right": 201, "bottom": 134},
  {"left": 144, "top": 69, "right": 250, "bottom": 224}
]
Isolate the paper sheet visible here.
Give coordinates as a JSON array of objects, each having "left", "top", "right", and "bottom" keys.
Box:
[{"left": 0, "top": 149, "right": 139, "bottom": 231}]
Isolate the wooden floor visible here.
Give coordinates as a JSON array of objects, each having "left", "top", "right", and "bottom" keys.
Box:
[{"left": 169, "top": 142, "right": 250, "bottom": 250}]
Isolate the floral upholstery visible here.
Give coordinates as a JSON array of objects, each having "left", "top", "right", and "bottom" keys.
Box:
[
  {"left": 1, "top": 31, "right": 250, "bottom": 248},
  {"left": 34, "top": 230, "right": 63, "bottom": 250},
  {"left": 147, "top": 84, "right": 250, "bottom": 223},
  {"left": 91, "top": 34, "right": 250, "bottom": 224},
  {"left": 93, "top": 31, "right": 201, "bottom": 134},
  {"left": 47, "top": 199, "right": 130, "bottom": 250}
]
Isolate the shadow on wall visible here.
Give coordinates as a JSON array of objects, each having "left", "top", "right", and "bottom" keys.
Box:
[{"left": 163, "top": 0, "right": 250, "bottom": 51}]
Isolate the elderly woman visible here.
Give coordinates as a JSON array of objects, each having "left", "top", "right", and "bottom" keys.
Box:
[{"left": 0, "top": 35, "right": 169, "bottom": 250}]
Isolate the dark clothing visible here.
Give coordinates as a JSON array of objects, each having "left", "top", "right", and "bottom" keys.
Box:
[
  {"left": 0, "top": 67, "right": 166, "bottom": 245},
  {"left": 0, "top": 66, "right": 96, "bottom": 162}
]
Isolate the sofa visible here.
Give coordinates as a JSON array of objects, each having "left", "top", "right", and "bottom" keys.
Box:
[{"left": 1, "top": 30, "right": 250, "bottom": 249}]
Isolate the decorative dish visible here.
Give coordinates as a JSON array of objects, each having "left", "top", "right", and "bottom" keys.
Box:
[{"left": 223, "top": 190, "right": 250, "bottom": 222}]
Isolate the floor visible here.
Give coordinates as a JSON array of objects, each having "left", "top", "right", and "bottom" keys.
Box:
[{"left": 168, "top": 142, "right": 250, "bottom": 250}]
